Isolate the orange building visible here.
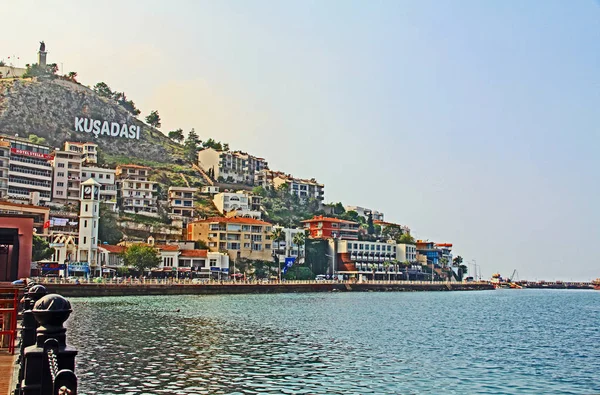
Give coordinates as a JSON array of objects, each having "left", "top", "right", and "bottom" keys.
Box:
[
  {"left": 301, "top": 215, "right": 359, "bottom": 240},
  {"left": 186, "top": 217, "right": 273, "bottom": 261}
]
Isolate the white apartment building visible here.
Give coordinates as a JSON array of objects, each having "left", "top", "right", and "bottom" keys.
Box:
[
  {"left": 81, "top": 166, "right": 117, "bottom": 211},
  {"left": 1, "top": 135, "right": 53, "bottom": 202},
  {"left": 64, "top": 141, "right": 98, "bottom": 164},
  {"left": 0, "top": 140, "right": 9, "bottom": 199},
  {"left": 256, "top": 170, "right": 324, "bottom": 201},
  {"left": 168, "top": 186, "right": 197, "bottom": 218},
  {"left": 51, "top": 142, "right": 116, "bottom": 210},
  {"left": 212, "top": 192, "right": 261, "bottom": 219},
  {"left": 198, "top": 148, "right": 268, "bottom": 185},
  {"left": 272, "top": 226, "right": 306, "bottom": 261},
  {"left": 344, "top": 205, "right": 384, "bottom": 221},
  {"left": 116, "top": 164, "right": 158, "bottom": 216},
  {"left": 51, "top": 149, "right": 83, "bottom": 206},
  {"left": 397, "top": 243, "right": 417, "bottom": 263}
]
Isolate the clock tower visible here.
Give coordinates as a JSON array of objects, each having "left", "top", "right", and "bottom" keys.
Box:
[{"left": 78, "top": 178, "right": 101, "bottom": 276}]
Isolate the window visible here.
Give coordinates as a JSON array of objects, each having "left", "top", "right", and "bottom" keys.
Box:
[
  {"left": 85, "top": 204, "right": 88, "bottom": 211},
  {"left": 58, "top": 163, "right": 65, "bottom": 168},
  {"left": 91, "top": 173, "right": 96, "bottom": 178},
  {"left": 94, "top": 221, "right": 96, "bottom": 228},
  {"left": 57, "top": 182, "right": 64, "bottom": 187},
  {"left": 253, "top": 244, "right": 262, "bottom": 251},
  {"left": 106, "top": 174, "right": 111, "bottom": 180},
  {"left": 175, "top": 200, "right": 182, "bottom": 205},
  {"left": 209, "top": 258, "right": 217, "bottom": 266},
  {"left": 244, "top": 243, "right": 250, "bottom": 248},
  {"left": 244, "top": 234, "right": 251, "bottom": 239},
  {"left": 83, "top": 237, "right": 87, "bottom": 244},
  {"left": 84, "top": 220, "right": 88, "bottom": 227},
  {"left": 58, "top": 172, "right": 64, "bottom": 177},
  {"left": 99, "top": 174, "right": 103, "bottom": 179},
  {"left": 265, "top": 244, "right": 271, "bottom": 249},
  {"left": 56, "top": 191, "right": 63, "bottom": 196}
]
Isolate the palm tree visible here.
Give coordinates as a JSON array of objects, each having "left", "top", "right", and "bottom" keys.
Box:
[
  {"left": 271, "top": 228, "right": 286, "bottom": 278},
  {"left": 403, "top": 260, "right": 411, "bottom": 281},
  {"left": 369, "top": 263, "right": 376, "bottom": 281},
  {"left": 292, "top": 232, "right": 306, "bottom": 278},
  {"left": 383, "top": 261, "right": 391, "bottom": 281}
]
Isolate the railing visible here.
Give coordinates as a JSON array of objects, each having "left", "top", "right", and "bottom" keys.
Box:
[
  {"left": 15, "top": 282, "right": 78, "bottom": 395},
  {"left": 32, "top": 276, "right": 489, "bottom": 287},
  {"left": 0, "top": 287, "right": 18, "bottom": 354}
]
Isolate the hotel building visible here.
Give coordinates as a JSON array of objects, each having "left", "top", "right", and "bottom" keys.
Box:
[
  {"left": 186, "top": 217, "right": 273, "bottom": 261},
  {"left": 0, "top": 141, "right": 9, "bottom": 199},
  {"left": 1, "top": 135, "right": 53, "bottom": 202}
]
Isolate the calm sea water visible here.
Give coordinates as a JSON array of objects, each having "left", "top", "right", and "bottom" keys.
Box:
[{"left": 65, "top": 290, "right": 600, "bottom": 395}]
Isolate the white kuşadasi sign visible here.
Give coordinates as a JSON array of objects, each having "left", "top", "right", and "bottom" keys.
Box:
[{"left": 74, "top": 117, "right": 140, "bottom": 140}]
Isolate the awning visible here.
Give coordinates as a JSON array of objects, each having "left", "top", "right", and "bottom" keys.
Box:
[{"left": 178, "top": 268, "right": 191, "bottom": 272}]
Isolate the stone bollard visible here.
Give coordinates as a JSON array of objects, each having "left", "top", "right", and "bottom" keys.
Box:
[
  {"left": 16, "top": 285, "right": 49, "bottom": 394},
  {"left": 20, "top": 294, "right": 78, "bottom": 395},
  {"left": 21, "top": 285, "right": 48, "bottom": 350}
]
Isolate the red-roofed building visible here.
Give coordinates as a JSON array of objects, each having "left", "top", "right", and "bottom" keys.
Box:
[
  {"left": 301, "top": 215, "right": 359, "bottom": 240},
  {"left": 187, "top": 216, "right": 273, "bottom": 260}
]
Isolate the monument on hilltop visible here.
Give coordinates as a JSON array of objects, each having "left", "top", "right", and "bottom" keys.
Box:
[{"left": 38, "top": 41, "right": 47, "bottom": 66}]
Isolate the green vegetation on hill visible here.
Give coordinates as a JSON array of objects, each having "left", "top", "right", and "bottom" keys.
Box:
[{"left": 253, "top": 184, "right": 323, "bottom": 227}]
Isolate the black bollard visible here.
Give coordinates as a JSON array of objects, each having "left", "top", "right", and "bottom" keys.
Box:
[{"left": 20, "top": 294, "right": 78, "bottom": 395}]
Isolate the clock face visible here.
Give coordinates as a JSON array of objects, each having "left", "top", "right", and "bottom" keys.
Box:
[{"left": 84, "top": 186, "right": 92, "bottom": 194}]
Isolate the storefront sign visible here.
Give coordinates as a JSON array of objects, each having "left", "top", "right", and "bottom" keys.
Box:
[
  {"left": 74, "top": 117, "right": 140, "bottom": 140},
  {"left": 10, "top": 148, "right": 53, "bottom": 160}
]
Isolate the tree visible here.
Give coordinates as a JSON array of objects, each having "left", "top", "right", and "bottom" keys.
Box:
[
  {"left": 293, "top": 232, "right": 305, "bottom": 261},
  {"left": 121, "top": 244, "right": 160, "bottom": 273},
  {"left": 383, "top": 261, "right": 391, "bottom": 281},
  {"left": 65, "top": 71, "right": 78, "bottom": 82},
  {"left": 333, "top": 202, "right": 345, "bottom": 215},
  {"left": 32, "top": 235, "right": 54, "bottom": 261},
  {"left": 367, "top": 212, "right": 375, "bottom": 235},
  {"left": 23, "top": 63, "right": 58, "bottom": 79},
  {"left": 398, "top": 233, "right": 415, "bottom": 244},
  {"left": 28, "top": 134, "right": 46, "bottom": 145},
  {"left": 168, "top": 128, "right": 184, "bottom": 143},
  {"left": 202, "top": 138, "right": 224, "bottom": 151},
  {"left": 184, "top": 128, "right": 201, "bottom": 163},
  {"left": 114, "top": 92, "right": 141, "bottom": 116},
  {"left": 98, "top": 203, "right": 123, "bottom": 245},
  {"left": 145, "top": 110, "right": 161, "bottom": 128},
  {"left": 0, "top": 60, "right": 5, "bottom": 66},
  {"left": 93, "top": 82, "right": 114, "bottom": 98},
  {"left": 271, "top": 228, "right": 286, "bottom": 252}
]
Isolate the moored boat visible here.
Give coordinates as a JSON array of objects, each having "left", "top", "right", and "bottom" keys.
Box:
[{"left": 593, "top": 279, "right": 600, "bottom": 291}]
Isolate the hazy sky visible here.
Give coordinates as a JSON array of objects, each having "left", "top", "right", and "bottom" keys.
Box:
[{"left": 2, "top": 0, "right": 599, "bottom": 280}]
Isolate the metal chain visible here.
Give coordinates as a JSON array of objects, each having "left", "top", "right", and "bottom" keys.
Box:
[{"left": 46, "top": 348, "right": 60, "bottom": 383}]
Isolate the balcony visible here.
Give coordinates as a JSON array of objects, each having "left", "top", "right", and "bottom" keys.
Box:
[{"left": 10, "top": 167, "right": 52, "bottom": 179}]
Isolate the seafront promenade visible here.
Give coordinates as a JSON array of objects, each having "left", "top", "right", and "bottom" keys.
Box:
[{"left": 32, "top": 279, "right": 494, "bottom": 297}]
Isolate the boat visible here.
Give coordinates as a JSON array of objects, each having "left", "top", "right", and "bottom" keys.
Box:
[
  {"left": 593, "top": 279, "right": 600, "bottom": 291},
  {"left": 491, "top": 272, "right": 521, "bottom": 289}
]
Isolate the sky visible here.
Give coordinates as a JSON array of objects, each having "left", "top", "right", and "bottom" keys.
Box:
[{"left": 1, "top": 0, "right": 599, "bottom": 280}]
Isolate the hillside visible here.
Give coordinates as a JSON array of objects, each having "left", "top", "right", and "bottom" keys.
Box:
[{"left": 0, "top": 78, "right": 183, "bottom": 163}]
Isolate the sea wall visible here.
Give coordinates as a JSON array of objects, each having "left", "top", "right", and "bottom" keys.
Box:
[{"left": 41, "top": 282, "right": 494, "bottom": 297}]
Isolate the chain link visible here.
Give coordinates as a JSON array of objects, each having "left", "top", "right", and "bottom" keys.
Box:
[{"left": 47, "top": 348, "right": 60, "bottom": 383}]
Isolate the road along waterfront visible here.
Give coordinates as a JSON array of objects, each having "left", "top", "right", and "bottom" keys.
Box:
[{"left": 65, "top": 289, "right": 600, "bottom": 395}]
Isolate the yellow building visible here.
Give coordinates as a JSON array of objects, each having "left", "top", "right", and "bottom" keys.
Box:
[{"left": 187, "top": 217, "right": 273, "bottom": 261}]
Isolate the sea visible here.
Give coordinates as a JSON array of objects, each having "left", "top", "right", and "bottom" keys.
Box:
[{"left": 65, "top": 289, "right": 600, "bottom": 395}]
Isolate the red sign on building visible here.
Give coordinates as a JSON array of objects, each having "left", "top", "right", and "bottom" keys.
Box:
[{"left": 10, "top": 148, "right": 54, "bottom": 160}]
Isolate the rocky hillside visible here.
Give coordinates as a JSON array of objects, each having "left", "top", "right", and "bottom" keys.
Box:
[{"left": 0, "top": 78, "right": 183, "bottom": 163}]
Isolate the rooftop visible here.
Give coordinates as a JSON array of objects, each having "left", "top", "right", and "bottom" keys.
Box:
[
  {"left": 301, "top": 216, "right": 358, "bottom": 225},
  {"left": 180, "top": 250, "right": 208, "bottom": 258},
  {"left": 0, "top": 201, "right": 50, "bottom": 211}
]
